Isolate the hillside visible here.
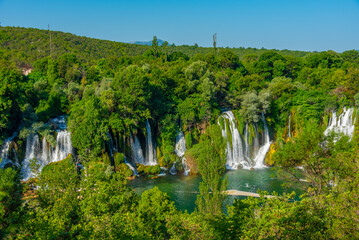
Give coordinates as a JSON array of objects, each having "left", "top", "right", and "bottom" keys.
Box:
[{"left": 0, "top": 26, "right": 310, "bottom": 68}]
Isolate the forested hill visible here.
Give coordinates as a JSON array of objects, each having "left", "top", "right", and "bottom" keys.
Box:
[
  {"left": 0, "top": 26, "right": 151, "bottom": 65},
  {"left": 1, "top": 26, "right": 309, "bottom": 68}
]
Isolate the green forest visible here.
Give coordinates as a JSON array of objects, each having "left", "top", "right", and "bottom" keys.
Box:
[{"left": 1, "top": 26, "right": 359, "bottom": 239}]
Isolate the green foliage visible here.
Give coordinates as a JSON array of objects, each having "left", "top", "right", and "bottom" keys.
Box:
[
  {"left": 137, "top": 164, "right": 161, "bottom": 176},
  {"left": 191, "top": 125, "right": 227, "bottom": 216},
  {"left": 113, "top": 151, "right": 125, "bottom": 167},
  {"left": 0, "top": 168, "right": 22, "bottom": 238},
  {"left": 239, "top": 90, "right": 271, "bottom": 123},
  {"left": 226, "top": 194, "right": 328, "bottom": 239},
  {"left": 68, "top": 96, "right": 109, "bottom": 159},
  {"left": 273, "top": 121, "right": 354, "bottom": 196},
  {"left": 136, "top": 187, "right": 177, "bottom": 239}
]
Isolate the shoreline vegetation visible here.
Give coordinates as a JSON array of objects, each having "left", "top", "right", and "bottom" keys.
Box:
[{"left": 0, "top": 26, "right": 358, "bottom": 239}]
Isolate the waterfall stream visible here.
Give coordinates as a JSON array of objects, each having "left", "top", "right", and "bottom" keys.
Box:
[
  {"left": 288, "top": 114, "right": 292, "bottom": 138},
  {"left": 253, "top": 113, "right": 272, "bottom": 168},
  {"left": 146, "top": 120, "right": 157, "bottom": 165},
  {"left": 325, "top": 107, "right": 356, "bottom": 141},
  {"left": 175, "top": 130, "right": 190, "bottom": 175},
  {"left": 130, "top": 120, "right": 158, "bottom": 166},
  {"left": 218, "top": 110, "right": 271, "bottom": 170},
  {"left": 21, "top": 116, "right": 73, "bottom": 180},
  {"left": 0, "top": 132, "right": 20, "bottom": 168},
  {"left": 130, "top": 133, "right": 145, "bottom": 165}
]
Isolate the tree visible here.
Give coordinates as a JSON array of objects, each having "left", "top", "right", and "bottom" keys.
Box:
[
  {"left": 273, "top": 121, "right": 353, "bottom": 196},
  {"left": 152, "top": 36, "right": 159, "bottom": 58},
  {"left": 239, "top": 90, "right": 271, "bottom": 123},
  {"left": 193, "top": 125, "right": 227, "bottom": 216},
  {"left": 68, "top": 96, "right": 109, "bottom": 159},
  {"left": 213, "top": 33, "right": 217, "bottom": 54},
  {"left": 79, "top": 163, "right": 138, "bottom": 238},
  {"left": 135, "top": 187, "right": 177, "bottom": 239},
  {"left": 0, "top": 168, "right": 22, "bottom": 238}
]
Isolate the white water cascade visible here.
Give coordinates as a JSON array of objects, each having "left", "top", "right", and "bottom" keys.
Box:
[
  {"left": 124, "top": 157, "right": 139, "bottom": 176},
  {"left": 219, "top": 111, "right": 246, "bottom": 169},
  {"left": 253, "top": 113, "right": 272, "bottom": 168},
  {"left": 107, "top": 132, "right": 138, "bottom": 176},
  {"left": 130, "top": 133, "right": 145, "bottom": 165},
  {"left": 325, "top": 107, "right": 356, "bottom": 141},
  {"left": 218, "top": 111, "right": 271, "bottom": 170},
  {"left": 21, "top": 116, "right": 73, "bottom": 180},
  {"left": 0, "top": 132, "right": 20, "bottom": 168},
  {"left": 146, "top": 120, "right": 157, "bottom": 165},
  {"left": 175, "top": 131, "right": 190, "bottom": 175},
  {"left": 288, "top": 114, "right": 292, "bottom": 139},
  {"left": 169, "top": 162, "right": 177, "bottom": 175}
]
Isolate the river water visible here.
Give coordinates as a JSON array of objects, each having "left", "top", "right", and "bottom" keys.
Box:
[{"left": 129, "top": 168, "right": 304, "bottom": 212}]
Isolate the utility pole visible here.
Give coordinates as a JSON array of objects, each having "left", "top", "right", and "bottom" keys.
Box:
[{"left": 48, "top": 24, "right": 52, "bottom": 58}]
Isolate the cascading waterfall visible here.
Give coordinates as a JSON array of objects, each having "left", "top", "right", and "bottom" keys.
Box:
[
  {"left": 253, "top": 113, "right": 272, "bottom": 168},
  {"left": 130, "top": 133, "right": 145, "bottom": 165},
  {"left": 146, "top": 120, "right": 157, "bottom": 165},
  {"left": 218, "top": 110, "right": 271, "bottom": 170},
  {"left": 21, "top": 116, "right": 73, "bottom": 180},
  {"left": 219, "top": 111, "right": 246, "bottom": 169},
  {"left": 175, "top": 130, "right": 190, "bottom": 175},
  {"left": 52, "top": 131, "right": 73, "bottom": 163},
  {"left": 108, "top": 132, "right": 138, "bottom": 176},
  {"left": 0, "top": 132, "right": 20, "bottom": 168},
  {"left": 288, "top": 114, "right": 292, "bottom": 138},
  {"left": 124, "top": 157, "right": 139, "bottom": 176},
  {"left": 169, "top": 162, "right": 177, "bottom": 175},
  {"left": 325, "top": 107, "right": 356, "bottom": 141}
]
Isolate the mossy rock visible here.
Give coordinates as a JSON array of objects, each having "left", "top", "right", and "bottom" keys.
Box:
[
  {"left": 136, "top": 164, "right": 161, "bottom": 175},
  {"left": 116, "top": 163, "right": 133, "bottom": 177},
  {"left": 265, "top": 144, "right": 277, "bottom": 166},
  {"left": 175, "top": 160, "right": 184, "bottom": 172},
  {"left": 113, "top": 152, "right": 125, "bottom": 168},
  {"left": 42, "top": 153, "right": 72, "bottom": 173}
]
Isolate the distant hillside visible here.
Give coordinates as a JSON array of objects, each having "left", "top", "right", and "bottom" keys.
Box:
[
  {"left": 0, "top": 26, "right": 151, "bottom": 66},
  {"left": 130, "top": 39, "right": 167, "bottom": 46},
  {"left": 0, "top": 26, "right": 310, "bottom": 68}
]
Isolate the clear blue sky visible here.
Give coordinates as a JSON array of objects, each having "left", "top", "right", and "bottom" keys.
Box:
[{"left": 1, "top": 0, "right": 358, "bottom": 52}]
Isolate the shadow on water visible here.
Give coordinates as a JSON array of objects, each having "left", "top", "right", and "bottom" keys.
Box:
[{"left": 128, "top": 168, "right": 305, "bottom": 213}]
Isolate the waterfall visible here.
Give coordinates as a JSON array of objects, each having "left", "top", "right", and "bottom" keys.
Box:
[
  {"left": 243, "top": 124, "right": 251, "bottom": 166},
  {"left": 52, "top": 131, "right": 73, "bottom": 163},
  {"left": 169, "top": 162, "right": 177, "bottom": 175},
  {"left": 254, "top": 113, "right": 272, "bottom": 168},
  {"left": 219, "top": 111, "right": 246, "bottom": 169},
  {"left": 124, "top": 157, "right": 139, "bottom": 176},
  {"left": 146, "top": 120, "right": 157, "bottom": 165},
  {"left": 288, "top": 114, "right": 292, "bottom": 138},
  {"left": 108, "top": 132, "right": 138, "bottom": 177},
  {"left": 21, "top": 116, "right": 73, "bottom": 180},
  {"left": 175, "top": 130, "right": 190, "bottom": 175},
  {"left": 130, "top": 133, "right": 145, "bottom": 165},
  {"left": 325, "top": 107, "right": 356, "bottom": 141},
  {"left": 175, "top": 131, "right": 186, "bottom": 157},
  {"left": 22, "top": 134, "right": 41, "bottom": 180},
  {"left": 129, "top": 121, "right": 157, "bottom": 166},
  {"left": 218, "top": 110, "right": 271, "bottom": 170},
  {"left": 0, "top": 132, "right": 20, "bottom": 168}
]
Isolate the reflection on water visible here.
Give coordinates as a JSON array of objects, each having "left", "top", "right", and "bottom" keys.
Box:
[{"left": 128, "top": 168, "right": 304, "bottom": 213}]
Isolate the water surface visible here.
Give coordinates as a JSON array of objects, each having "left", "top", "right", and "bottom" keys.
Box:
[{"left": 129, "top": 168, "right": 304, "bottom": 212}]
